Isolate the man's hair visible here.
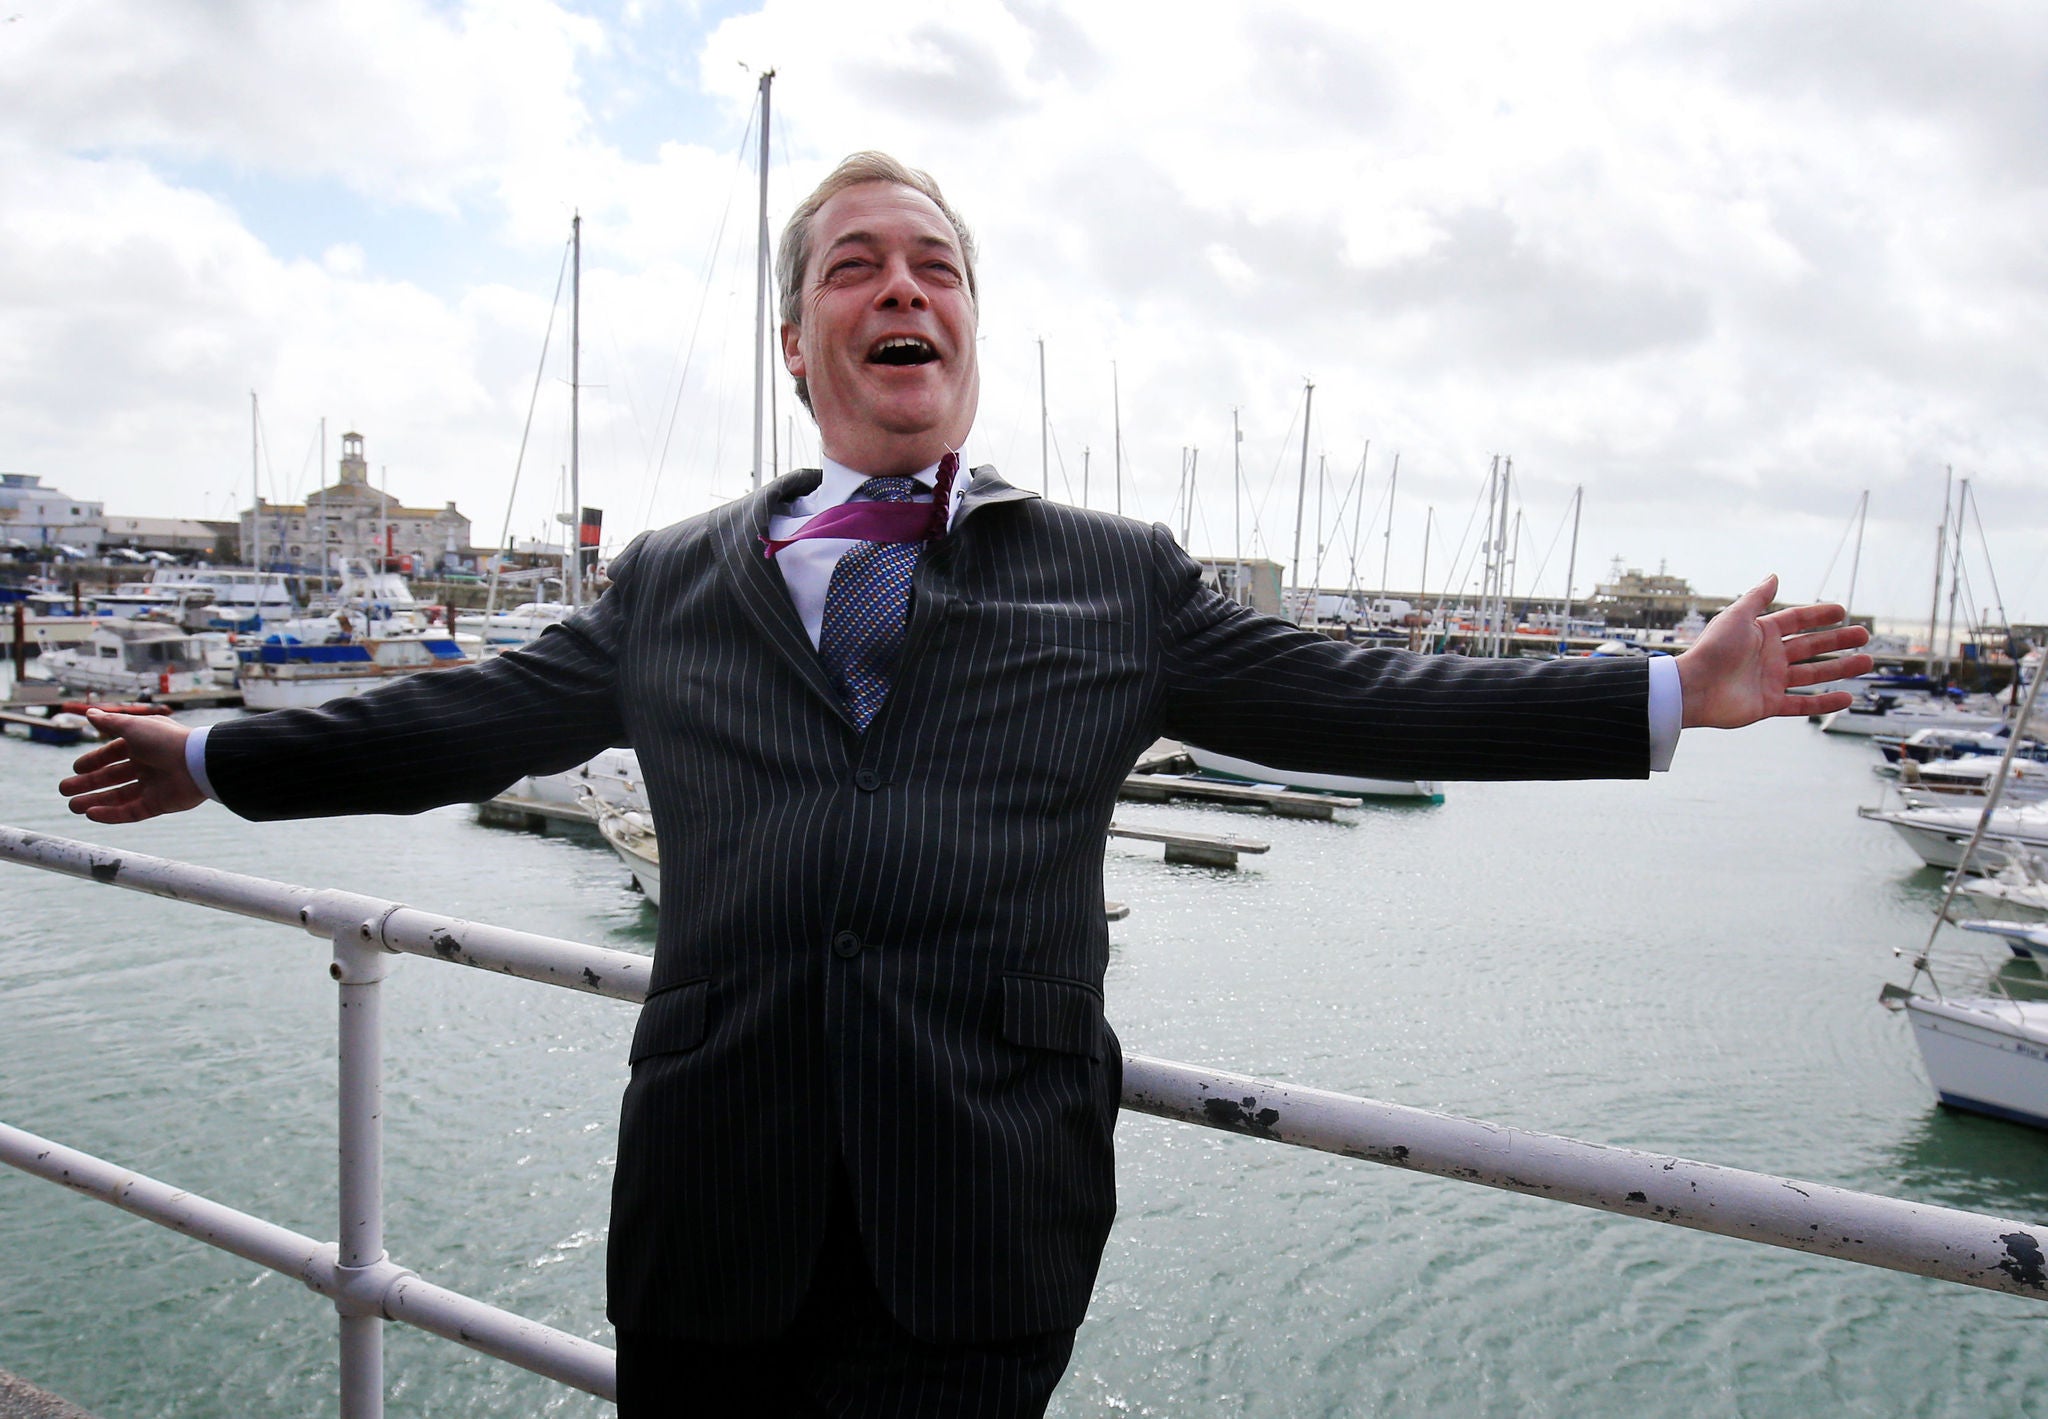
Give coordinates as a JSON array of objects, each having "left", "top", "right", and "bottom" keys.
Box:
[{"left": 776, "top": 151, "right": 978, "bottom": 413}]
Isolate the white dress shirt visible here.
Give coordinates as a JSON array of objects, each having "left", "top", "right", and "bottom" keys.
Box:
[{"left": 766, "top": 456, "right": 964, "bottom": 650}]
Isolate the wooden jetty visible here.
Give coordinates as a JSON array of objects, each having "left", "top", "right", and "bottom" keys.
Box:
[
  {"left": 1107, "top": 822, "right": 1269, "bottom": 869},
  {"left": 1119, "top": 772, "right": 1361, "bottom": 820},
  {"left": 473, "top": 791, "right": 596, "bottom": 837},
  {"left": 147, "top": 685, "right": 243, "bottom": 710}
]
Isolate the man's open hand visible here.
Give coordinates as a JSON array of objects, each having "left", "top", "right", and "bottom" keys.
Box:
[
  {"left": 59, "top": 709, "right": 204, "bottom": 823},
  {"left": 1675, "top": 575, "right": 1874, "bottom": 729}
]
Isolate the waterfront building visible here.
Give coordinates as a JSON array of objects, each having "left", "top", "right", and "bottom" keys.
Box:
[
  {"left": 100, "top": 515, "right": 238, "bottom": 561},
  {"left": 239, "top": 431, "right": 474, "bottom": 574},
  {"left": 0, "top": 473, "right": 104, "bottom": 554},
  {"left": 1590, "top": 560, "right": 1733, "bottom": 631}
]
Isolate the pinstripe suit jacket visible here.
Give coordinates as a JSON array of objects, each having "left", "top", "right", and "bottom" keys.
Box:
[{"left": 206, "top": 466, "right": 1649, "bottom": 1343}]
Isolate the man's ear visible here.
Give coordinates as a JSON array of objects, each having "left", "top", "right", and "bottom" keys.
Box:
[{"left": 780, "top": 322, "right": 805, "bottom": 378}]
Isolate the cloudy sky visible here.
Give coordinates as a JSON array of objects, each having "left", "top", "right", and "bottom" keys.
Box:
[{"left": 3, "top": 0, "right": 2043, "bottom": 628}]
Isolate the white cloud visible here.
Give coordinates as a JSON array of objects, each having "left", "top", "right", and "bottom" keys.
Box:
[
  {"left": 2, "top": 0, "right": 2044, "bottom": 624},
  {"left": 0, "top": 0, "right": 605, "bottom": 207}
]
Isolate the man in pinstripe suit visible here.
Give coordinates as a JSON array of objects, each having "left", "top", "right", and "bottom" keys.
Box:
[{"left": 63, "top": 153, "right": 1870, "bottom": 1416}]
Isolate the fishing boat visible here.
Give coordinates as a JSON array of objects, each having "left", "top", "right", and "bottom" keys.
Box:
[
  {"left": 36, "top": 619, "right": 215, "bottom": 698},
  {"left": 1183, "top": 744, "right": 1444, "bottom": 803},
  {"left": 235, "top": 626, "right": 473, "bottom": 711}
]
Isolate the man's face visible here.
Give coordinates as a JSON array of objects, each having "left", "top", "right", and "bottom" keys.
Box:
[{"left": 782, "top": 181, "right": 979, "bottom": 476}]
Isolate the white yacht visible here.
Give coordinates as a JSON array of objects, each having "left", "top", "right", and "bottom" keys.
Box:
[
  {"left": 236, "top": 626, "right": 475, "bottom": 711},
  {"left": 91, "top": 581, "right": 227, "bottom": 631},
  {"left": 470, "top": 601, "right": 574, "bottom": 649},
  {"left": 1892, "top": 756, "right": 2048, "bottom": 807},
  {"left": 507, "top": 747, "right": 648, "bottom": 816},
  {"left": 149, "top": 567, "right": 296, "bottom": 628},
  {"left": 1889, "top": 990, "right": 2048, "bottom": 1131},
  {"left": 1820, "top": 695, "right": 2009, "bottom": 737},
  {"left": 1858, "top": 800, "right": 2048, "bottom": 871}
]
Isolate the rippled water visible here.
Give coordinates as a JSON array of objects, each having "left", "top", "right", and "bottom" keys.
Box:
[{"left": 2, "top": 674, "right": 2044, "bottom": 1417}]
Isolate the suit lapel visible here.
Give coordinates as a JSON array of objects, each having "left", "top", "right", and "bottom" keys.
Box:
[
  {"left": 895, "top": 465, "right": 1040, "bottom": 696},
  {"left": 952, "top": 465, "right": 1039, "bottom": 530},
  {"left": 714, "top": 469, "right": 856, "bottom": 727}
]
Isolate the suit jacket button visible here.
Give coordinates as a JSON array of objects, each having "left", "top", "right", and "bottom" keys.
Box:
[
  {"left": 832, "top": 930, "right": 862, "bottom": 959},
  {"left": 946, "top": 599, "right": 969, "bottom": 621},
  {"left": 854, "top": 768, "right": 881, "bottom": 791}
]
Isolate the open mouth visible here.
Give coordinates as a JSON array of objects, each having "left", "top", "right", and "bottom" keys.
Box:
[{"left": 867, "top": 336, "right": 939, "bottom": 367}]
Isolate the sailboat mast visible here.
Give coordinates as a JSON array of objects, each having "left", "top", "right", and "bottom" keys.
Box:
[
  {"left": 1508, "top": 504, "right": 1522, "bottom": 631},
  {"left": 750, "top": 70, "right": 774, "bottom": 492},
  {"left": 1419, "top": 505, "right": 1433, "bottom": 649},
  {"left": 1496, "top": 458, "right": 1515, "bottom": 654},
  {"left": 1038, "top": 337, "right": 1049, "bottom": 497},
  {"left": 1290, "top": 380, "right": 1314, "bottom": 623},
  {"left": 1181, "top": 447, "right": 1198, "bottom": 547},
  {"left": 1928, "top": 467, "right": 1951, "bottom": 679},
  {"left": 249, "top": 391, "right": 261, "bottom": 575},
  {"left": 1112, "top": 361, "right": 1123, "bottom": 516},
  {"left": 1943, "top": 479, "right": 1968, "bottom": 684},
  {"left": 1482, "top": 457, "right": 1499, "bottom": 653},
  {"left": 568, "top": 211, "right": 582, "bottom": 609},
  {"left": 1232, "top": 407, "right": 1242, "bottom": 602},
  {"left": 1377, "top": 446, "right": 1393, "bottom": 604},
  {"left": 1311, "top": 452, "right": 1328, "bottom": 614},
  {"left": 1347, "top": 442, "right": 1369, "bottom": 604},
  {"left": 1563, "top": 484, "right": 1582, "bottom": 647},
  {"left": 319, "top": 416, "right": 328, "bottom": 595},
  {"left": 1845, "top": 490, "right": 1867, "bottom": 628}
]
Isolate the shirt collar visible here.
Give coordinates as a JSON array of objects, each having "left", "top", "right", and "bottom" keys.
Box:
[
  {"left": 819, "top": 455, "right": 938, "bottom": 501},
  {"left": 788, "top": 454, "right": 967, "bottom": 530}
]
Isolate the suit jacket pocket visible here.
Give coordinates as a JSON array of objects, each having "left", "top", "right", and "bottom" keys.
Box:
[
  {"left": 1001, "top": 972, "right": 1104, "bottom": 1060},
  {"left": 628, "top": 978, "right": 709, "bottom": 1063}
]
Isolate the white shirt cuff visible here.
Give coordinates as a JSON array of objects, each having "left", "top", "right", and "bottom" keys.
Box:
[
  {"left": 185, "top": 723, "right": 218, "bottom": 801},
  {"left": 1647, "top": 655, "right": 1681, "bottom": 772}
]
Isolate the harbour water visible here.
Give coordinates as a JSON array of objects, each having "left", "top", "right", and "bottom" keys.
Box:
[{"left": 2, "top": 672, "right": 2044, "bottom": 1417}]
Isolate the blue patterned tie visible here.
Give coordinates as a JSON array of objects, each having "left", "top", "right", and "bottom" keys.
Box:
[{"left": 818, "top": 477, "right": 925, "bottom": 731}]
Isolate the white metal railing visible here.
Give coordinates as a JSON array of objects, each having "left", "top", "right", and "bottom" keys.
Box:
[{"left": 2, "top": 823, "right": 2044, "bottom": 1418}]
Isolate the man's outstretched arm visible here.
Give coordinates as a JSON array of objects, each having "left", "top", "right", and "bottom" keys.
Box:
[
  {"left": 1675, "top": 575, "right": 1873, "bottom": 729},
  {"left": 60, "top": 709, "right": 204, "bottom": 824}
]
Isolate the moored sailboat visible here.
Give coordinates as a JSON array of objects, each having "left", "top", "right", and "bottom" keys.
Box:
[{"left": 1881, "top": 658, "right": 2048, "bottom": 1131}]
